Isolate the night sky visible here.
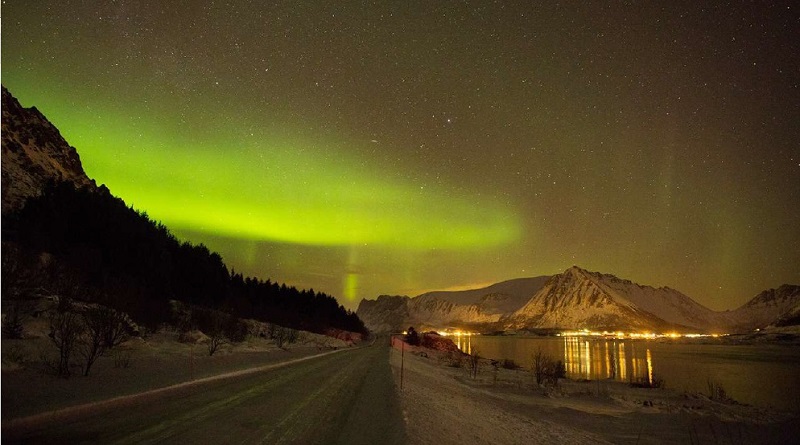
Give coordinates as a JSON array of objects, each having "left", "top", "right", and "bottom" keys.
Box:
[{"left": 2, "top": 1, "right": 799, "bottom": 310}]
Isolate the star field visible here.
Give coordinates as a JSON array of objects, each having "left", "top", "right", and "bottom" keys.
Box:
[{"left": 2, "top": 1, "right": 799, "bottom": 309}]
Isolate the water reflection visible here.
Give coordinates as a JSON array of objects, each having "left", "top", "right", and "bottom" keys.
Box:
[
  {"left": 454, "top": 333, "right": 472, "bottom": 355},
  {"left": 453, "top": 336, "right": 656, "bottom": 384},
  {"left": 462, "top": 336, "right": 800, "bottom": 411},
  {"left": 562, "top": 337, "right": 654, "bottom": 384}
]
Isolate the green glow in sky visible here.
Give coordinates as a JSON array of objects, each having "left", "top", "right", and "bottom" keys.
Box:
[
  {"left": 38, "top": 100, "right": 520, "bottom": 250},
  {"left": 3, "top": 1, "right": 799, "bottom": 310}
]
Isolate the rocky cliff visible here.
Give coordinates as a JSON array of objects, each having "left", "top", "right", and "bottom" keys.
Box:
[{"left": 1, "top": 86, "right": 95, "bottom": 212}]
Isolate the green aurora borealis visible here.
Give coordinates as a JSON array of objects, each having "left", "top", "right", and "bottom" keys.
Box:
[
  {"left": 64, "top": 121, "right": 520, "bottom": 249},
  {"left": 2, "top": 1, "right": 799, "bottom": 309}
]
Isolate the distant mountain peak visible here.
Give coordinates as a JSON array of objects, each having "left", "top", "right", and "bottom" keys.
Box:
[
  {"left": 1, "top": 85, "right": 96, "bottom": 212},
  {"left": 566, "top": 265, "right": 606, "bottom": 279},
  {"left": 566, "top": 265, "right": 589, "bottom": 276},
  {"left": 357, "top": 267, "right": 798, "bottom": 334},
  {"left": 506, "top": 266, "right": 726, "bottom": 331},
  {"left": 740, "top": 285, "right": 800, "bottom": 309}
]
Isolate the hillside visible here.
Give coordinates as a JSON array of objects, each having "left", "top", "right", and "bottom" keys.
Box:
[
  {"left": 0, "top": 85, "right": 366, "bottom": 337},
  {"left": 727, "top": 284, "right": 800, "bottom": 331},
  {"left": 1, "top": 86, "right": 96, "bottom": 212},
  {"left": 416, "top": 276, "right": 549, "bottom": 313},
  {"left": 356, "top": 277, "right": 549, "bottom": 332},
  {"left": 507, "top": 266, "right": 720, "bottom": 331}
]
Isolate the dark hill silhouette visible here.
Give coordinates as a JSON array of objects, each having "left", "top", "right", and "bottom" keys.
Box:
[{"left": 1, "top": 86, "right": 366, "bottom": 336}]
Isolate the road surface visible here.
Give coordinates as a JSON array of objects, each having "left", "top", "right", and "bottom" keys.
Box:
[{"left": 3, "top": 342, "right": 406, "bottom": 445}]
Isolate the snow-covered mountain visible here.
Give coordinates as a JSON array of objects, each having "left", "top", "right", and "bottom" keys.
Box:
[
  {"left": 415, "top": 277, "right": 549, "bottom": 315},
  {"left": 356, "top": 277, "right": 549, "bottom": 332},
  {"left": 358, "top": 266, "right": 799, "bottom": 333},
  {"left": 355, "top": 295, "right": 412, "bottom": 333},
  {"left": 726, "top": 285, "right": 800, "bottom": 331},
  {"left": 1, "top": 86, "right": 96, "bottom": 212},
  {"left": 507, "top": 266, "right": 720, "bottom": 331}
]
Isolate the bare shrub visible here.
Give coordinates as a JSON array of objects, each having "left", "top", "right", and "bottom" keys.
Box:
[
  {"left": 468, "top": 348, "right": 480, "bottom": 379},
  {"left": 531, "top": 349, "right": 565, "bottom": 387},
  {"left": 2, "top": 298, "right": 36, "bottom": 339},
  {"left": 46, "top": 301, "right": 177, "bottom": 376},
  {"left": 207, "top": 333, "right": 226, "bottom": 356},
  {"left": 490, "top": 360, "right": 500, "bottom": 385},
  {"left": 77, "top": 306, "right": 131, "bottom": 376},
  {"left": 266, "top": 323, "right": 277, "bottom": 339},
  {"left": 48, "top": 302, "right": 83, "bottom": 378},
  {"left": 188, "top": 308, "right": 230, "bottom": 356},
  {"left": 224, "top": 317, "right": 248, "bottom": 343},
  {"left": 274, "top": 325, "right": 289, "bottom": 348},
  {"left": 113, "top": 349, "right": 132, "bottom": 368},
  {"left": 707, "top": 379, "right": 732, "bottom": 402},
  {"left": 550, "top": 359, "right": 566, "bottom": 385},
  {"left": 206, "top": 313, "right": 228, "bottom": 356},
  {"left": 531, "top": 348, "right": 551, "bottom": 385},
  {"left": 78, "top": 308, "right": 107, "bottom": 376},
  {"left": 267, "top": 326, "right": 299, "bottom": 348},
  {"left": 287, "top": 328, "right": 299, "bottom": 345},
  {"left": 554, "top": 360, "right": 566, "bottom": 377},
  {"left": 99, "top": 308, "right": 130, "bottom": 349}
]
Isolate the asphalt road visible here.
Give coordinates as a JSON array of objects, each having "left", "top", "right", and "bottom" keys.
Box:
[{"left": 3, "top": 343, "right": 406, "bottom": 445}]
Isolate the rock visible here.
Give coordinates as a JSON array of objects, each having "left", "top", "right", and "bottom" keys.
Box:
[{"left": 1, "top": 86, "right": 96, "bottom": 212}]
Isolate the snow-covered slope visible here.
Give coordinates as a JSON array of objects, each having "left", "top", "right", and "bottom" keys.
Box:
[
  {"left": 358, "top": 267, "right": 798, "bottom": 334},
  {"left": 406, "top": 295, "right": 502, "bottom": 328},
  {"left": 727, "top": 285, "right": 800, "bottom": 330},
  {"left": 356, "top": 277, "right": 548, "bottom": 332},
  {"left": 507, "top": 266, "right": 696, "bottom": 331},
  {"left": 1, "top": 86, "right": 96, "bottom": 212},
  {"left": 568, "top": 267, "right": 719, "bottom": 329},
  {"left": 414, "top": 277, "right": 549, "bottom": 314}
]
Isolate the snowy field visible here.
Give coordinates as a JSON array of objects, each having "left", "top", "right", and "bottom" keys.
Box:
[{"left": 1, "top": 318, "right": 351, "bottom": 420}]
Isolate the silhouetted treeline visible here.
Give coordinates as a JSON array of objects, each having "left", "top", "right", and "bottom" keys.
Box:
[{"left": 2, "top": 181, "right": 367, "bottom": 335}]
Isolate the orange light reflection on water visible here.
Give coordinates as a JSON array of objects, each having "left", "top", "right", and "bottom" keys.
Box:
[{"left": 560, "top": 336, "right": 654, "bottom": 385}]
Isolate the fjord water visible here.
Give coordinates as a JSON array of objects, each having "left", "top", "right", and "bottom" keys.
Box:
[{"left": 458, "top": 335, "right": 800, "bottom": 412}]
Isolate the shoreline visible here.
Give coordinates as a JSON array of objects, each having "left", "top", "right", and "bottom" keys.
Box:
[
  {"left": 473, "top": 329, "right": 800, "bottom": 346},
  {"left": 446, "top": 334, "right": 800, "bottom": 412},
  {"left": 390, "top": 340, "right": 799, "bottom": 444}
]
